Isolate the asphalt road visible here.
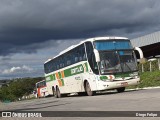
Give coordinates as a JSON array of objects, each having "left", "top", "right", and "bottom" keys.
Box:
[{"left": 1, "top": 88, "right": 160, "bottom": 120}]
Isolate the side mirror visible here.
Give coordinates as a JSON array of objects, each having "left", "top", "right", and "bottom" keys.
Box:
[
  {"left": 139, "top": 58, "right": 147, "bottom": 64},
  {"left": 93, "top": 49, "right": 100, "bottom": 62}
]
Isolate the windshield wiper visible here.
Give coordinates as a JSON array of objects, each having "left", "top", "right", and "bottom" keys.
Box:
[{"left": 121, "top": 62, "right": 132, "bottom": 72}]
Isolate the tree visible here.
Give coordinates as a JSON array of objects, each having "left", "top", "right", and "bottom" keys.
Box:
[{"left": 0, "top": 77, "right": 44, "bottom": 101}]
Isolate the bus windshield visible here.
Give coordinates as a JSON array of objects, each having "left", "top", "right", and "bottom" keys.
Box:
[
  {"left": 119, "top": 51, "right": 137, "bottom": 72},
  {"left": 36, "top": 81, "right": 46, "bottom": 88},
  {"left": 99, "top": 50, "right": 137, "bottom": 74},
  {"left": 94, "top": 40, "right": 132, "bottom": 50},
  {"left": 100, "top": 51, "right": 121, "bottom": 74}
]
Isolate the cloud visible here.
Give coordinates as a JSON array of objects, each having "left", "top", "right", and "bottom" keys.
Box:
[
  {"left": 1, "top": 0, "right": 160, "bottom": 79},
  {"left": 2, "top": 65, "right": 33, "bottom": 74},
  {"left": 0, "top": 39, "right": 82, "bottom": 79},
  {"left": 0, "top": 0, "right": 160, "bottom": 56}
]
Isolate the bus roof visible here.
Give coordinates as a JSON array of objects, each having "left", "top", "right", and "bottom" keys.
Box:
[{"left": 44, "top": 36, "right": 128, "bottom": 64}]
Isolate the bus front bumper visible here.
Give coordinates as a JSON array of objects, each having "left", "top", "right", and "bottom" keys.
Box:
[{"left": 96, "top": 78, "right": 140, "bottom": 91}]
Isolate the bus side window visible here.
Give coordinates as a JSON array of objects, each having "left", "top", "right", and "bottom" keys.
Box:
[
  {"left": 85, "top": 42, "right": 93, "bottom": 61},
  {"left": 37, "top": 83, "right": 40, "bottom": 88},
  {"left": 85, "top": 42, "right": 98, "bottom": 74},
  {"left": 56, "top": 60, "right": 59, "bottom": 70},
  {"left": 51, "top": 60, "right": 54, "bottom": 72},
  {"left": 43, "top": 81, "right": 46, "bottom": 86},
  {"left": 79, "top": 46, "right": 83, "bottom": 61},
  {"left": 91, "top": 54, "right": 98, "bottom": 74},
  {"left": 66, "top": 53, "right": 71, "bottom": 66},
  {"left": 59, "top": 56, "right": 64, "bottom": 68},
  {"left": 83, "top": 53, "right": 87, "bottom": 61},
  {"left": 48, "top": 62, "right": 51, "bottom": 73},
  {"left": 81, "top": 44, "right": 86, "bottom": 61},
  {"left": 75, "top": 54, "right": 79, "bottom": 62},
  {"left": 44, "top": 64, "right": 47, "bottom": 74}
]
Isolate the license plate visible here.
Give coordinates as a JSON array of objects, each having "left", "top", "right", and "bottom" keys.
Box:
[{"left": 121, "top": 82, "right": 128, "bottom": 86}]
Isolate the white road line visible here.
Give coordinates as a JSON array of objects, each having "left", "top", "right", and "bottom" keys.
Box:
[{"left": 126, "top": 86, "right": 160, "bottom": 91}]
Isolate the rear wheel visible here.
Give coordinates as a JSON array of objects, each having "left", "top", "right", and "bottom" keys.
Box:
[
  {"left": 78, "top": 92, "right": 87, "bottom": 96},
  {"left": 61, "top": 94, "right": 68, "bottom": 97},
  {"left": 55, "top": 87, "right": 61, "bottom": 98},
  {"left": 52, "top": 87, "right": 56, "bottom": 97},
  {"left": 117, "top": 87, "right": 125, "bottom": 93},
  {"left": 37, "top": 94, "right": 40, "bottom": 99},
  {"left": 85, "top": 81, "right": 95, "bottom": 96}
]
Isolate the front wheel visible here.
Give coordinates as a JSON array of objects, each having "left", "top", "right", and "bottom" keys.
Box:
[
  {"left": 116, "top": 87, "right": 125, "bottom": 93},
  {"left": 85, "top": 81, "right": 95, "bottom": 96}
]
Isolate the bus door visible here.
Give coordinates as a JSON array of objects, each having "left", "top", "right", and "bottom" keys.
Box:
[
  {"left": 81, "top": 54, "right": 98, "bottom": 92},
  {"left": 87, "top": 53, "right": 99, "bottom": 91}
]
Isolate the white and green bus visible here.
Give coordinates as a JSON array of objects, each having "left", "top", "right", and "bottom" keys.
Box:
[{"left": 44, "top": 37, "right": 140, "bottom": 98}]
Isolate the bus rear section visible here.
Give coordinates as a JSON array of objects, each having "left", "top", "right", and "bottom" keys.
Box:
[{"left": 36, "top": 80, "right": 49, "bottom": 98}]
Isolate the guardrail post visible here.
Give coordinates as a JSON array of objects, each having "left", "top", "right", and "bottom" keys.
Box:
[
  {"left": 142, "top": 64, "right": 144, "bottom": 72},
  {"left": 158, "top": 58, "right": 160, "bottom": 70},
  {"left": 149, "top": 61, "right": 152, "bottom": 72}
]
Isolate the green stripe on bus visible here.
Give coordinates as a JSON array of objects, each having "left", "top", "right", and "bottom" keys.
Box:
[
  {"left": 46, "top": 74, "right": 56, "bottom": 82},
  {"left": 115, "top": 73, "right": 130, "bottom": 78},
  {"left": 100, "top": 76, "right": 108, "bottom": 80},
  {"left": 58, "top": 72, "right": 62, "bottom": 79},
  {"left": 51, "top": 74, "right": 56, "bottom": 80},
  {"left": 46, "top": 62, "right": 89, "bottom": 82},
  {"left": 61, "top": 79, "right": 64, "bottom": 86},
  {"left": 64, "top": 64, "right": 85, "bottom": 77},
  {"left": 84, "top": 62, "right": 88, "bottom": 72}
]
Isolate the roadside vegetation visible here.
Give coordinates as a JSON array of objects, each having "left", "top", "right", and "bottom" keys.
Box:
[
  {"left": 128, "top": 60, "right": 160, "bottom": 89},
  {"left": 0, "top": 77, "right": 43, "bottom": 102},
  {"left": 137, "top": 70, "right": 160, "bottom": 88}
]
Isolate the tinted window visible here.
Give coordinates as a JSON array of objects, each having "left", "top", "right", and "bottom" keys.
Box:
[
  {"left": 44, "top": 43, "right": 87, "bottom": 74},
  {"left": 85, "top": 42, "right": 98, "bottom": 74},
  {"left": 94, "top": 40, "right": 132, "bottom": 50}
]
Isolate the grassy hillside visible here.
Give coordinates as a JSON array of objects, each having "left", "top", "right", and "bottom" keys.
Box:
[
  {"left": 127, "top": 70, "right": 160, "bottom": 89},
  {"left": 138, "top": 70, "right": 160, "bottom": 88}
]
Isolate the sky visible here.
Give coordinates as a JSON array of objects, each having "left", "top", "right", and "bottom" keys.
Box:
[{"left": 0, "top": 0, "right": 160, "bottom": 80}]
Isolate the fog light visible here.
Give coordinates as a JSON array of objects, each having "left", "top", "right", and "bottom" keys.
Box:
[{"left": 103, "top": 85, "right": 107, "bottom": 87}]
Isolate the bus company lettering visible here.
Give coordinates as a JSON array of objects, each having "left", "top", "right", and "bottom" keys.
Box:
[
  {"left": 46, "top": 76, "right": 50, "bottom": 81},
  {"left": 71, "top": 66, "right": 83, "bottom": 74}
]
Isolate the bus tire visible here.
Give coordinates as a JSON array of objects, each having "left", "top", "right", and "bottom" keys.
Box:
[
  {"left": 61, "top": 94, "right": 68, "bottom": 97},
  {"left": 78, "top": 92, "right": 87, "bottom": 96},
  {"left": 85, "top": 81, "right": 95, "bottom": 96},
  {"left": 55, "top": 87, "right": 61, "bottom": 98},
  {"left": 37, "top": 94, "right": 40, "bottom": 99},
  {"left": 117, "top": 87, "right": 125, "bottom": 93},
  {"left": 52, "top": 87, "right": 56, "bottom": 97}
]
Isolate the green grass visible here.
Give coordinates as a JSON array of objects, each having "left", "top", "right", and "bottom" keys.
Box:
[{"left": 127, "top": 70, "right": 160, "bottom": 89}]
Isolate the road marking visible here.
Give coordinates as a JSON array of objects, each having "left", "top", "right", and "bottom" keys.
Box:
[{"left": 126, "top": 86, "right": 160, "bottom": 91}]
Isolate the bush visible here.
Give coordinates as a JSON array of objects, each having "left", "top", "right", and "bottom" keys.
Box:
[
  {"left": 138, "top": 70, "right": 160, "bottom": 88},
  {"left": 138, "top": 60, "right": 159, "bottom": 72},
  {"left": 0, "top": 77, "right": 44, "bottom": 102}
]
